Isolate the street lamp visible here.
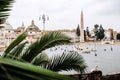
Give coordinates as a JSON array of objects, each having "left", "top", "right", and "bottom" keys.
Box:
[{"left": 39, "top": 14, "right": 49, "bottom": 34}]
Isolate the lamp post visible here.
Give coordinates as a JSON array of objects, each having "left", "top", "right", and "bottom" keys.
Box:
[{"left": 39, "top": 14, "right": 49, "bottom": 34}]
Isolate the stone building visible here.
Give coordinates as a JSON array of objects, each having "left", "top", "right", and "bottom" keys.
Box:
[
  {"left": 103, "top": 28, "right": 118, "bottom": 41},
  {"left": 15, "top": 22, "right": 25, "bottom": 36},
  {"left": 26, "top": 20, "right": 42, "bottom": 44},
  {"left": 0, "top": 20, "right": 16, "bottom": 48},
  {"left": 104, "top": 30, "right": 111, "bottom": 40},
  {"left": 113, "top": 31, "right": 117, "bottom": 40},
  {"left": 61, "top": 30, "right": 77, "bottom": 42},
  {"left": 0, "top": 20, "right": 42, "bottom": 50}
]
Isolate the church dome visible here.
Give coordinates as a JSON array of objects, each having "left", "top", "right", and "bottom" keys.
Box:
[
  {"left": 16, "top": 22, "right": 25, "bottom": 32},
  {"left": 26, "top": 20, "right": 40, "bottom": 32},
  {"left": 0, "top": 20, "right": 13, "bottom": 30}
]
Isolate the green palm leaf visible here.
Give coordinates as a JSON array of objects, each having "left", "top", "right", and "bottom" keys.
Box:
[
  {"left": 0, "top": 0, "right": 15, "bottom": 24},
  {"left": 32, "top": 52, "right": 49, "bottom": 67},
  {"left": 47, "top": 51, "right": 87, "bottom": 73},
  {"left": 4, "top": 32, "right": 27, "bottom": 57},
  {"left": 22, "top": 31, "right": 71, "bottom": 62},
  {"left": 7, "top": 41, "right": 28, "bottom": 61},
  {"left": 0, "top": 58, "right": 77, "bottom": 80}
]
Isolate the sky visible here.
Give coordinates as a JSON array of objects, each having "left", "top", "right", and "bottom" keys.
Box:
[{"left": 8, "top": 0, "right": 120, "bottom": 31}]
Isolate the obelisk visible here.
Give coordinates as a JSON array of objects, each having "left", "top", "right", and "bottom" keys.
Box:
[{"left": 80, "top": 11, "right": 84, "bottom": 42}]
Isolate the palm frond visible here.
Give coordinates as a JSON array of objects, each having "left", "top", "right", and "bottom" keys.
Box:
[
  {"left": 3, "top": 32, "right": 27, "bottom": 57},
  {"left": 47, "top": 51, "right": 87, "bottom": 73},
  {"left": 0, "top": 58, "right": 76, "bottom": 80},
  {"left": 22, "top": 31, "right": 72, "bottom": 62},
  {"left": 32, "top": 52, "right": 49, "bottom": 67},
  {"left": 0, "top": 0, "right": 15, "bottom": 24},
  {"left": 5, "top": 41, "right": 28, "bottom": 61}
]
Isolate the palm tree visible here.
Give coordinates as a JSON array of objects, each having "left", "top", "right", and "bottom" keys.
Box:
[
  {"left": 0, "top": 58, "right": 76, "bottom": 80},
  {"left": 3, "top": 31, "right": 71, "bottom": 61},
  {"left": 3, "top": 31, "right": 87, "bottom": 74},
  {"left": 46, "top": 51, "right": 86, "bottom": 73},
  {"left": 0, "top": 0, "right": 86, "bottom": 79},
  {"left": 0, "top": 32, "right": 80, "bottom": 80},
  {"left": 0, "top": 0, "right": 15, "bottom": 24}
]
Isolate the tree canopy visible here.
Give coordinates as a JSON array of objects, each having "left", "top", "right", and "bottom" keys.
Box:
[
  {"left": 93, "top": 24, "right": 105, "bottom": 40},
  {"left": 86, "top": 27, "right": 90, "bottom": 37},
  {"left": 117, "top": 33, "right": 120, "bottom": 40},
  {"left": 76, "top": 24, "right": 80, "bottom": 37}
]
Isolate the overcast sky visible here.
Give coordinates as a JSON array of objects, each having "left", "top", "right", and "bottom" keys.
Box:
[{"left": 8, "top": 0, "right": 120, "bottom": 31}]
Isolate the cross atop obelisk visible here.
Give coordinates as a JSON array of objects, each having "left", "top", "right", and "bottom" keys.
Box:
[{"left": 80, "top": 11, "right": 84, "bottom": 42}]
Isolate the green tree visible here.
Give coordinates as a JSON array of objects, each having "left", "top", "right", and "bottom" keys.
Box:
[
  {"left": 76, "top": 24, "right": 80, "bottom": 36},
  {"left": 76, "top": 24, "right": 80, "bottom": 42},
  {"left": 86, "top": 27, "right": 90, "bottom": 37},
  {"left": 93, "top": 24, "right": 105, "bottom": 40},
  {"left": 93, "top": 24, "right": 99, "bottom": 40},
  {"left": 98, "top": 25, "right": 105, "bottom": 40},
  {"left": 84, "top": 30, "right": 86, "bottom": 41},
  {"left": 117, "top": 33, "right": 120, "bottom": 40}
]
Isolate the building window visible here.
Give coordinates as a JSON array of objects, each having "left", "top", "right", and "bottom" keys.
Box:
[{"left": 29, "top": 28, "right": 33, "bottom": 30}]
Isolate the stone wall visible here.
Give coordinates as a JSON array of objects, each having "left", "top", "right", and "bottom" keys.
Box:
[{"left": 69, "top": 71, "right": 120, "bottom": 80}]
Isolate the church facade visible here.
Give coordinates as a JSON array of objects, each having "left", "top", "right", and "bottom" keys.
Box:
[{"left": 0, "top": 20, "right": 42, "bottom": 50}]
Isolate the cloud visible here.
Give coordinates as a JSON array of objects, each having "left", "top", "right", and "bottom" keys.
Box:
[
  {"left": 97, "top": 0, "right": 120, "bottom": 15},
  {"left": 8, "top": 0, "right": 120, "bottom": 31}
]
